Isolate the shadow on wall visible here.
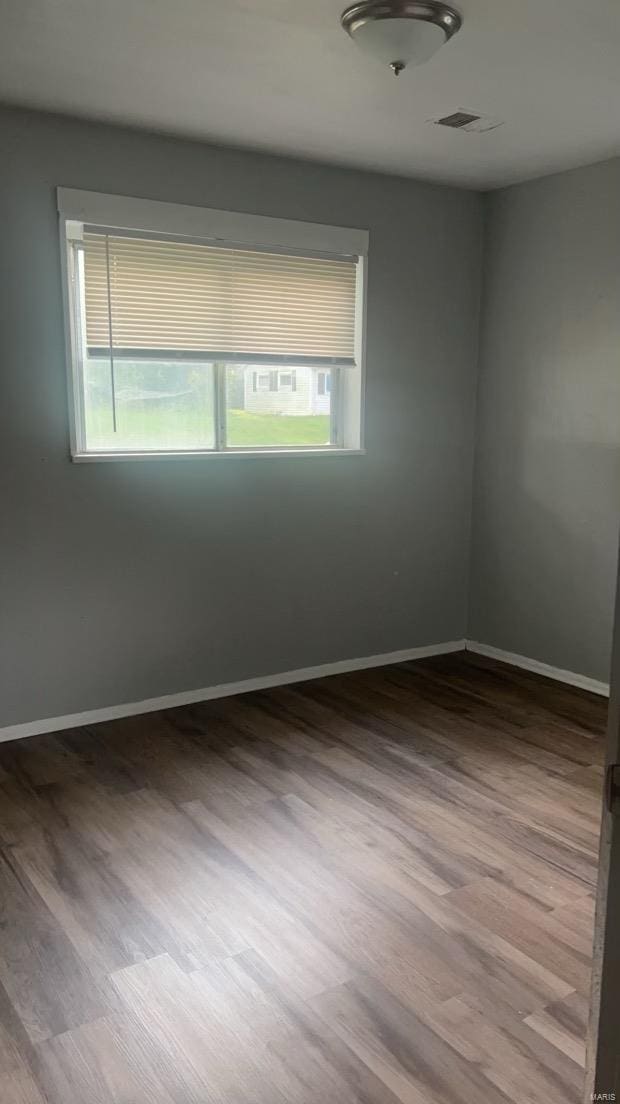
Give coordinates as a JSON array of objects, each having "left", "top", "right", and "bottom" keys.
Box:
[
  {"left": 473, "top": 436, "right": 620, "bottom": 681},
  {"left": 470, "top": 164, "right": 620, "bottom": 685}
]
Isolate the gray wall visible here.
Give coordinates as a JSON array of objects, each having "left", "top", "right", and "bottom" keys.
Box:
[
  {"left": 469, "top": 159, "right": 620, "bottom": 683},
  {"left": 0, "top": 106, "right": 482, "bottom": 727}
]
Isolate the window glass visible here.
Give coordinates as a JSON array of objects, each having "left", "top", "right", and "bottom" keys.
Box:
[
  {"left": 225, "top": 366, "right": 331, "bottom": 448},
  {"left": 83, "top": 358, "right": 215, "bottom": 451}
]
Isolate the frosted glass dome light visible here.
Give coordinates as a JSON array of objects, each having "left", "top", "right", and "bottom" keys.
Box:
[{"left": 341, "top": 1, "right": 462, "bottom": 75}]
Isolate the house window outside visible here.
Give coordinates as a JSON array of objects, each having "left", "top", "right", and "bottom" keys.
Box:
[
  {"left": 59, "top": 190, "right": 367, "bottom": 457},
  {"left": 254, "top": 371, "right": 271, "bottom": 392},
  {"left": 317, "top": 371, "right": 331, "bottom": 396}
]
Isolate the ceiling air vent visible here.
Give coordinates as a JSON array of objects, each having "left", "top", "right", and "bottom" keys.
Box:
[
  {"left": 436, "top": 111, "right": 479, "bottom": 128},
  {"left": 431, "top": 110, "right": 504, "bottom": 133}
]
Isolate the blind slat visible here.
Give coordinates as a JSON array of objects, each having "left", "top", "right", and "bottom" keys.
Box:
[{"left": 83, "top": 232, "right": 357, "bottom": 363}]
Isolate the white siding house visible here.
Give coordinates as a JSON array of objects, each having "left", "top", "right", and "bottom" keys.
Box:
[{"left": 243, "top": 367, "right": 330, "bottom": 415}]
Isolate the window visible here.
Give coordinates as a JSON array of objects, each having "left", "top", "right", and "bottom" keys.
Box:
[
  {"left": 317, "top": 371, "right": 331, "bottom": 396},
  {"left": 59, "top": 189, "right": 367, "bottom": 458},
  {"left": 253, "top": 371, "right": 271, "bottom": 392}
]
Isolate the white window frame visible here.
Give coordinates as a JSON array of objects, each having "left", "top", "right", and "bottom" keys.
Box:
[{"left": 58, "top": 188, "right": 368, "bottom": 461}]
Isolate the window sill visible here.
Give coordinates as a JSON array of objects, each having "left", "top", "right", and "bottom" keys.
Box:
[{"left": 71, "top": 447, "right": 365, "bottom": 463}]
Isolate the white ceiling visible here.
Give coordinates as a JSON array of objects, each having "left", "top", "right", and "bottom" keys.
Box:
[{"left": 1, "top": 0, "right": 620, "bottom": 189}]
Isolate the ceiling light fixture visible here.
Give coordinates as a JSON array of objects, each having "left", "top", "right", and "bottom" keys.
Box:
[{"left": 340, "top": 0, "right": 462, "bottom": 75}]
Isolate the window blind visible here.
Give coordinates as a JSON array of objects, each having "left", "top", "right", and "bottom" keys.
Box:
[{"left": 82, "top": 231, "right": 358, "bottom": 366}]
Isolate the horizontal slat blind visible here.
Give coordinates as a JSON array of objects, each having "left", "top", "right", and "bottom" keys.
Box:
[{"left": 82, "top": 231, "right": 357, "bottom": 364}]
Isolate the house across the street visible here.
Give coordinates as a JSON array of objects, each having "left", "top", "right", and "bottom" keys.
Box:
[{"left": 243, "top": 366, "right": 331, "bottom": 416}]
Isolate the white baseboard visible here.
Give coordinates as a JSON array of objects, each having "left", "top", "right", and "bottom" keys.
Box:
[
  {"left": 465, "top": 640, "right": 610, "bottom": 698},
  {"left": 4, "top": 636, "right": 605, "bottom": 746},
  {"left": 0, "top": 638, "right": 466, "bottom": 745}
]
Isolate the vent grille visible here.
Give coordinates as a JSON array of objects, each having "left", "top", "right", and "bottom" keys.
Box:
[
  {"left": 430, "top": 109, "right": 504, "bottom": 134},
  {"left": 436, "top": 111, "right": 480, "bottom": 129}
]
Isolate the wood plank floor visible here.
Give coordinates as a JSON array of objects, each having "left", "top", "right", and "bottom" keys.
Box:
[{"left": 0, "top": 651, "right": 606, "bottom": 1104}]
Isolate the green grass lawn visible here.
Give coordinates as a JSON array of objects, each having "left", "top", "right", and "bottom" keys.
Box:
[
  {"left": 85, "top": 405, "right": 330, "bottom": 449},
  {"left": 227, "top": 410, "right": 330, "bottom": 447}
]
